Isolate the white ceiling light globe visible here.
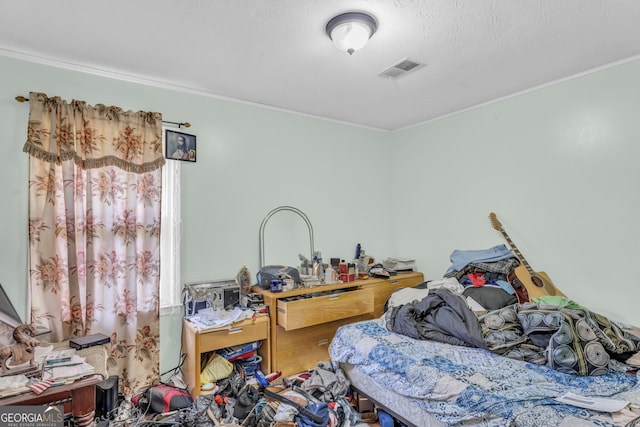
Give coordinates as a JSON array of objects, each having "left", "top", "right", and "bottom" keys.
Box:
[{"left": 326, "top": 12, "right": 377, "bottom": 55}]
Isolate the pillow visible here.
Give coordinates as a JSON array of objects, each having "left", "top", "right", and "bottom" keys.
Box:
[
  {"left": 386, "top": 277, "right": 465, "bottom": 311},
  {"left": 387, "top": 287, "right": 431, "bottom": 310}
]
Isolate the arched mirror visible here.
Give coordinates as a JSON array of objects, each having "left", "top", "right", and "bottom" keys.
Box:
[{"left": 259, "top": 206, "right": 314, "bottom": 270}]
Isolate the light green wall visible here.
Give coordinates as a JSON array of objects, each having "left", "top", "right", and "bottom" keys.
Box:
[
  {"left": 0, "top": 55, "right": 391, "bottom": 373},
  {"left": 2, "top": 54, "right": 639, "bottom": 374},
  {"left": 390, "top": 57, "right": 640, "bottom": 326}
]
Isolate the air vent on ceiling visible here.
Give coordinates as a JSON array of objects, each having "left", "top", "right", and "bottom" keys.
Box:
[{"left": 378, "top": 58, "right": 424, "bottom": 79}]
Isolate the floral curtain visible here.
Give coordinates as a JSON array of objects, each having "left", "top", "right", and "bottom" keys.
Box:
[{"left": 24, "top": 92, "right": 165, "bottom": 395}]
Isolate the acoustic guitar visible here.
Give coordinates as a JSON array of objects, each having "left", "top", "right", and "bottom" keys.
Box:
[{"left": 489, "top": 212, "right": 565, "bottom": 302}]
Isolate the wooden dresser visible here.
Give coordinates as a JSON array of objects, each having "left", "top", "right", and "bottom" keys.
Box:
[{"left": 252, "top": 271, "right": 424, "bottom": 377}]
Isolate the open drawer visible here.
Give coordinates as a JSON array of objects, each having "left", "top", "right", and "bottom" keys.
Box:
[{"left": 276, "top": 287, "right": 374, "bottom": 331}]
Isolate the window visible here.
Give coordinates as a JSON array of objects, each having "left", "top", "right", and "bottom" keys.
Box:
[{"left": 160, "top": 149, "right": 182, "bottom": 315}]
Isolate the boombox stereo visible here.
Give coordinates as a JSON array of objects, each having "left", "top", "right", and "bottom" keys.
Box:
[{"left": 182, "top": 279, "right": 240, "bottom": 316}]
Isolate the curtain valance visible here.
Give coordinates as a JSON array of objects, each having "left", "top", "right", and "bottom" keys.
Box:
[{"left": 23, "top": 92, "right": 165, "bottom": 173}]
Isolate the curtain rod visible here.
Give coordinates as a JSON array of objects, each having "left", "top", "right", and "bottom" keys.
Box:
[{"left": 15, "top": 95, "right": 191, "bottom": 128}]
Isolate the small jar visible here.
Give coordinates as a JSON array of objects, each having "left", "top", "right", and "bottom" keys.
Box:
[{"left": 283, "top": 278, "right": 294, "bottom": 291}]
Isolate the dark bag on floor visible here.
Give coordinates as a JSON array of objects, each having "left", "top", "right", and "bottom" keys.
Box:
[
  {"left": 233, "top": 384, "right": 261, "bottom": 420},
  {"left": 133, "top": 384, "right": 193, "bottom": 414}
]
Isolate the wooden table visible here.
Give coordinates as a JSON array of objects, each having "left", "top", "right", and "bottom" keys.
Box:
[{"left": 0, "top": 374, "right": 102, "bottom": 426}]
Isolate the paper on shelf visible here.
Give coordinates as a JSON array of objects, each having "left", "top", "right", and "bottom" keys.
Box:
[
  {"left": 0, "top": 374, "right": 29, "bottom": 392},
  {"left": 44, "top": 349, "right": 76, "bottom": 366},
  {"left": 189, "top": 307, "right": 254, "bottom": 332},
  {"left": 45, "top": 354, "right": 84, "bottom": 367},
  {"left": 33, "top": 345, "right": 54, "bottom": 363},
  {"left": 42, "top": 358, "right": 95, "bottom": 382}
]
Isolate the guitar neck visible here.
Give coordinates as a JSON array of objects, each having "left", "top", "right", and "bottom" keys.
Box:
[{"left": 498, "top": 230, "right": 535, "bottom": 275}]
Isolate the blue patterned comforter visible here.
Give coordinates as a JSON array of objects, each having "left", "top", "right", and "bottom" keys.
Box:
[{"left": 329, "top": 318, "right": 640, "bottom": 426}]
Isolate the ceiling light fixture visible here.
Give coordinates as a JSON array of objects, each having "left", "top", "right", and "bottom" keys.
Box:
[{"left": 326, "top": 12, "right": 377, "bottom": 55}]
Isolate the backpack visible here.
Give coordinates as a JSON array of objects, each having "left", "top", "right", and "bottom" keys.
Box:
[{"left": 132, "top": 384, "right": 193, "bottom": 414}]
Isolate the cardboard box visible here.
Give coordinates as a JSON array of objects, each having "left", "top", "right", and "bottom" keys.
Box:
[
  {"left": 354, "top": 391, "right": 373, "bottom": 412},
  {"left": 339, "top": 262, "right": 355, "bottom": 283},
  {"left": 340, "top": 273, "right": 354, "bottom": 282}
]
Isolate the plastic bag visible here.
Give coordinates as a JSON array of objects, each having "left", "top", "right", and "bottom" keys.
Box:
[
  {"left": 200, "top": 353, "right": 233, "bottom": 384},
  {"left": 233, "top": 384, "right": 261, "bottom": 420}
]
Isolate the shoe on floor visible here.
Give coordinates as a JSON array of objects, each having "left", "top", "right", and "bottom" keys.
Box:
[{"left": 361, "top": 411, "right": 378, "bottom": 423}]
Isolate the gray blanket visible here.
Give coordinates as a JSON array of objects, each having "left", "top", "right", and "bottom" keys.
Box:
[{"left": 385, "top": 287, "right": 487, "bottom": 349}]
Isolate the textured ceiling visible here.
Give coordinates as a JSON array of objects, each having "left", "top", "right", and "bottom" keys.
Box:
[{"left": 2, "top": 0, "right": 640, "bottom": 131}]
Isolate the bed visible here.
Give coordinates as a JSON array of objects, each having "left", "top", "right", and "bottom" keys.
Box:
[{"left": 328, "top": 295, "right": 640, "bottom": 427}]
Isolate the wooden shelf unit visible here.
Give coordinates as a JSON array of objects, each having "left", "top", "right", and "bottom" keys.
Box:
[{"left": 181, "top": 315, "right": 270, "bottom": 398}]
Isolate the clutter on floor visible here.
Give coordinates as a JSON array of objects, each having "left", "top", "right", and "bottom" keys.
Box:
[{"left": 102, "top": 359, "right": 381, "bottom": 427}]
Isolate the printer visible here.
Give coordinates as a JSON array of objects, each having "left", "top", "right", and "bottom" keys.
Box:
[{"left": 382, "top": 258, "right": 416, "bottom": 273}]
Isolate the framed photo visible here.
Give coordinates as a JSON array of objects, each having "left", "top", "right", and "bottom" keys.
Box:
[{"left": 165, "top": 129, "right": 196, "bottom": 162}]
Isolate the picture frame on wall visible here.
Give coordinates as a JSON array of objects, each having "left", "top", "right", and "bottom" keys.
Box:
[{"left": 165, "top": 129, "right": 196, "bottom": 162}]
